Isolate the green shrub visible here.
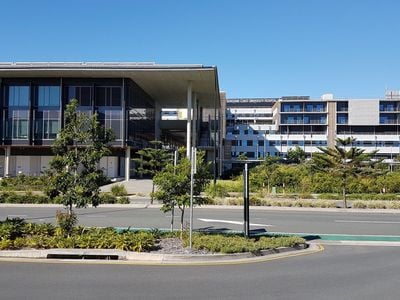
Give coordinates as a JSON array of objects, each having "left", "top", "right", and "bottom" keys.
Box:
[
  {"left": 99, "top": 193, "right": 117, "bottom": 204},
  {"left": 352, "top": 201, "right": 367, "bottom": 209},
  {"left": 25, "top": 235, "right": 52, "bottom": 249},
  {"left": 318, "top": 193, "right": 341, "bottom": 200},
  {"left": 0, "top": 218, "right": 26, "bottom": 240},
  {"left": 117, "top": 196, "right": 130, "bottom": 204},
  {"left": 0, "top": 192, "right": 50, "bottom": 204},
  {"left": 227, "top": 197, "right": 243, "bottom": 206},
  {"left": 388, "top": 201, "right": 400, "bottom": 209},
  {"left": 23, "top": 223, "right": 55, "bottom": 236},
  {"left": 366, "top": 201, "right": 387, "bottom": 209},
  {"left": 56, "top": 211, "right": 77, "bottom": 237},
  {"left": 205, "top": 182, "right": 229, "bottom": 198},
  {"left": 13, "top": 237, "right": 27, "bottom": 249},
  {"left": 314, "top": 201, "right": 336, "bottom": 208},
  {"left": 110, "top": 184, "right": 128, "bottom": 196},
  {"left": 0, "top": 175, "right": 47, "bottom": 191},
  {"left": 185, "top": 234, "right": 306, "bottom": 254},
  {"left": 0, "top": 239, "right": 13, "bottom": 250},
  {"left": 249, "top": 196, "right": 262, "bottom": 206},
  {"left": 299, "top": 193, "right": 312, "bottom": 199}
]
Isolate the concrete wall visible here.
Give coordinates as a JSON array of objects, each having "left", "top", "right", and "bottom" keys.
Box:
[{"left": 348, "top": 100, "right": 379, "bottom": 125}]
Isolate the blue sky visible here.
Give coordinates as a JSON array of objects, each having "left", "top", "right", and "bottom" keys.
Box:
[{"left": 1, "top": 0, "right": 400, "bottom": 99}]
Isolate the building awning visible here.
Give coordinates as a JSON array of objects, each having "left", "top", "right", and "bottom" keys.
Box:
[{"left": 0, "top": 62, "right": 220, "bottom": 108}]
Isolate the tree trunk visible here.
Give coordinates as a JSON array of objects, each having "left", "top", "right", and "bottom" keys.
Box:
[
  {"left": 180, "top": 207, "right": 185, "bottom": 240},
  {"left": 170, "top": 203, "right": 175, "bottom": 232},
  {"left": 343, "top": 187, "right": 347, "bottom": 209}
]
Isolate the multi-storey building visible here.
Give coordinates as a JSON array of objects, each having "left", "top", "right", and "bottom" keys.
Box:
[
  {"left": 225, "top": 92, "right": 400, "bottom": 168},
  {"left": 0, "top": 62, "right": 222, "bottom": 179}
]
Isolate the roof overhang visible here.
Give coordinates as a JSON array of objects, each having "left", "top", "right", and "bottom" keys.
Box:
[{"left": 0, "top": 62, "right": 220, "bottom": 108}]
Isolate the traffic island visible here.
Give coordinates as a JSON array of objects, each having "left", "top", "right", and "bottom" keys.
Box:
[{"left": 0, "top": 243, "right": 321, "bottom": 265}]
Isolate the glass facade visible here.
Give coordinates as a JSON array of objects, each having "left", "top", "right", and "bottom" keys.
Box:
[
  {"left": 34, "top": 86, "right": 61, "bottom": 140},
  {"left": 96, "top": 87, "right": 123, "bottom": 141},
  {"left": 126, "top": 81, "right": 155, "bottom": 146},
  {"left": 4, "top": 85, "right": 30, "bottom": 140}
]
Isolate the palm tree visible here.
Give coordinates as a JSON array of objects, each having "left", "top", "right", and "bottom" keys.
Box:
[{"left": 312, "top": 137, "right": 379, "bottom": 208}]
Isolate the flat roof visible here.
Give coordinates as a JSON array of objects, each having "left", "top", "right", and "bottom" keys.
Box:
[{"left": 0, "top": 62, "right": 220, "bottom": 108}]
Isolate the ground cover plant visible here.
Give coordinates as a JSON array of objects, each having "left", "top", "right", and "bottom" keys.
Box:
[
  {"left": 0, "top": 175, "right": 48, "bottom": 191},
  {"left": 184, "top": 233, "right": 306, "bottom": 254},
  {"left": 0, "top": 218, "right": 155, "bottom": 252},
  {"left": 0, "top": 218, "right": 306, "bottom": 254},
  {"left": 0, "top": 192, "right": 126, "bottom": 204}
]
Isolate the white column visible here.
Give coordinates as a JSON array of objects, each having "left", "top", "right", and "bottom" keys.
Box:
[
  {"left": 186, "top": 82, "right": 192, "bottom": 158},
  {"left": 192, "top": 94, "right": 197, "bottom": 149},
  {"left": 154, "top": 102, "right": 161, "bottom": 140},
  {"left": 125, "top": 146, "right": 131, "bottom": 181},
  {"left": 4, "top": 146, "right": 10, "bottom": 177}
]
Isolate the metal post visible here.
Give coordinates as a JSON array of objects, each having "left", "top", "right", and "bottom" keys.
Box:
[
  {"left": 4, "top": 146, "right": 10, "bottom": 177},
  {"left": 243, "top": 163, "right": 250, "bottom": 238},
  {"left": 189, "top": 147, "right": 196, "bottom": 249},
  {"left": 186, "top": 82, "right": 192, "bottom": 158},
  {"left": 171, "top": 150, "right": 178, "bottom": 232},
  {"left": 125, "top": 147, "right": 130, "bottom": 181}
]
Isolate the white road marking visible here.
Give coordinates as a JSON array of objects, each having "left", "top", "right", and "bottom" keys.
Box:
[
  {"left": 334, "top": 220, "right": 400, "bottom": 224},
  {"left": 198, "top": 218, "right": 274, "bottom": 227},
  {"left": 7, "top": 215, "right": 27, "bottom": 218}
]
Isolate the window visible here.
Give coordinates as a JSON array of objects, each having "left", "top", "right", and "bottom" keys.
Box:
[
  {"left": 244, "top": 129, "right": 249, "bottom": 135},
  {"left": 258, "top": 140, "right": 264, "bottom": 146},
  {"left": 7, "top": 86, "right": 29, "bottom": 107},
  {"left": 253, "top": 130, "right": 259, "bottom": 135},
  {"left": 38, "top": 86, "right": 60, "bottom": 107},
  {"left": 337, "top": 114, "right": 348, "bottom": 124},
  {"left": 35, "top": 111, "right": 60, "bottom": 139},
  {"left": 95, "top": 87, "right": 122, "bottom": 107},
  {"left": 68, "top": 86, "right": 92, "bottom": 106},
  {"left": 247, "top": 140, "right": 253, "bottom": 146},
  {"left": 11, "top": 110, "right": 29, "bottom": 139},
  {"left": 247, "top": 152, "right": 255, "bottom": 158},
  {"left": 98, "top": 109, "right": 123, "bottom": 140}
]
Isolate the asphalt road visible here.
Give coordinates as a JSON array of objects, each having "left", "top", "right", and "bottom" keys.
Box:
[
  {"left": 1, "top": 206, "right": 400, "bottom": 236},
  {"left": 0, "top": 245, "right": 399, "bottom": 300}
]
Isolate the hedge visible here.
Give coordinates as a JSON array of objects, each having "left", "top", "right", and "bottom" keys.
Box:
[{"left": 184, "top": 233, "right": 306, "bottom": 254}]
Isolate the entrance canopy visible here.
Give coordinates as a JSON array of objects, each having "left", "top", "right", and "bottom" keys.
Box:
[{"left": 0, "top": 62, "right": 220, "bottom": 108}]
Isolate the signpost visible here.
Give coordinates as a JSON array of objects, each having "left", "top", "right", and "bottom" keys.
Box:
[{"left": 243, "top": 163, "right": 250, "bottom": 238}]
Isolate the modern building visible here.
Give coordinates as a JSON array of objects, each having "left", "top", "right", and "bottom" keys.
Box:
[
  {"left": 0, "top": 62, "right": 222, "bottom": 179},
  {"left": 225, "top": 92, "right": 400, "bottom": 167}
]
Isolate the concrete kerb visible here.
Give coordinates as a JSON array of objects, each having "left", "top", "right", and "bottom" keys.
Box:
[
  {"left": 2, "top": 203, "right": 400, "bottom": 213},
  {"left": 0, "top": 243, "right": 322, "bottom": 265}
]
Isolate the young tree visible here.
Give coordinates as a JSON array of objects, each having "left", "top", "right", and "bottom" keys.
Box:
[
  {"left": 153, "top": 149, "right": 211, "bottom": 238},
  {"left": 312, "top": 137, "right": 379, "bottom": 208},
  {"left": 287, "top": 146, "right": 306, "bottom": 163},
  {"left": 133, "top": 141, "right": 172, "bottom": 204},
  {"left": 45, "top": 99, "right": 114, "bottom": 215}
]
